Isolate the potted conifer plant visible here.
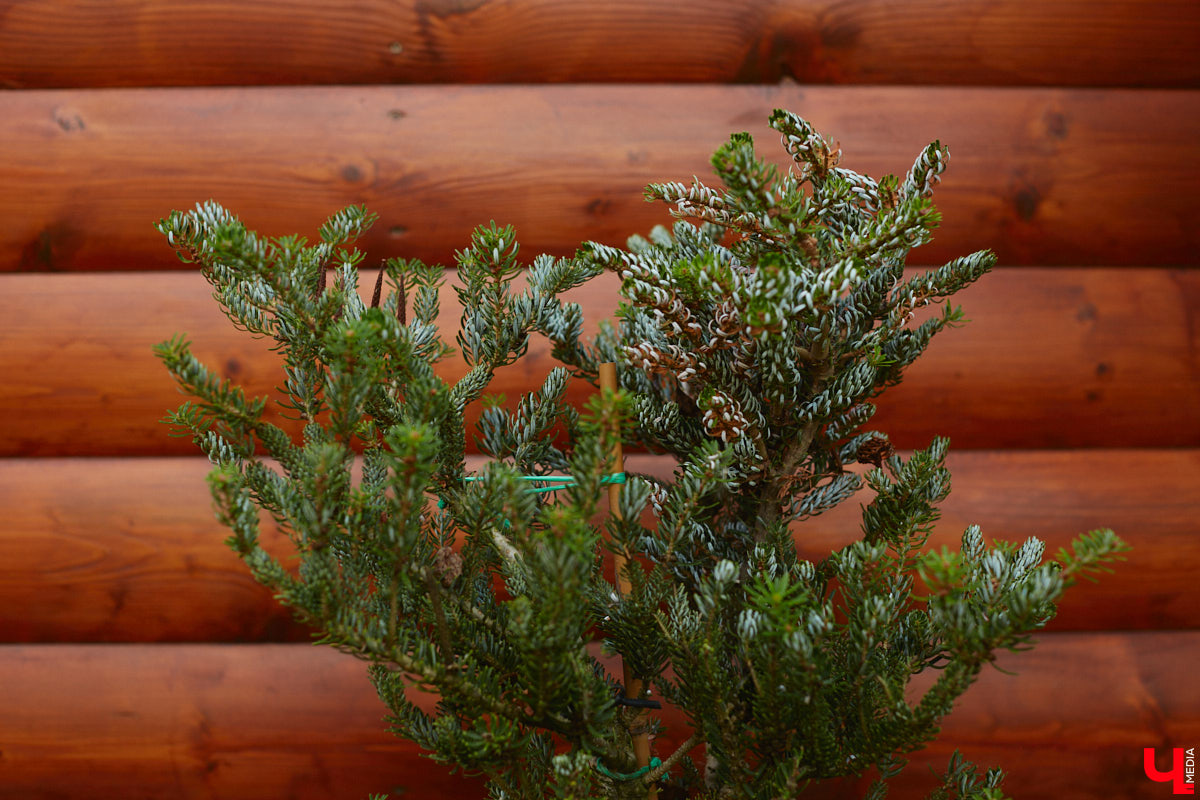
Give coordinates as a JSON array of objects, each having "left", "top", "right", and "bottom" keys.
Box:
[{"left": 155, "top": 110, "right": 1126, "bottom": 799}]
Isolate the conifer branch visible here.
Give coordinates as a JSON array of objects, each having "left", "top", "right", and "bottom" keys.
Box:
[{"left": 645, "top": 733, "right": 702, "bottom": 785}]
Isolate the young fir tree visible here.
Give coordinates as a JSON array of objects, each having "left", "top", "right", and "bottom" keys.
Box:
[{"left": 156, "top": 110, "right": 1126, "bottom": 800}]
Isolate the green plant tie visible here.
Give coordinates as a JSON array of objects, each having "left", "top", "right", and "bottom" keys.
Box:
[
  {"left": 595, "top": 756, "right": 662, "bottom": 782},
  {"left": 437, "top": 472, "right": 626, "bottom": 509},
  {"left": 461, "top": 472, "right": 626, "bottom": 489}
]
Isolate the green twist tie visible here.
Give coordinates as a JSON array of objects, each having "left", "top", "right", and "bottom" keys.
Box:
[
  {"left": 460, "top": 472, "right": 626, "bottom": 488},
  {"left": 436, "top": 473, "right": 626, "bottom": 509},
  {"left": 595, "top": 756, "right": 662, "bottom": 782}
]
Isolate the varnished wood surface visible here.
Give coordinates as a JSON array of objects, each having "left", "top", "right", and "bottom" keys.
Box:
[
  {"left": 0, "top": 457, "right": 311, "bottom": 643},
  {"left": 1, "top": 5, "right": 1191, "bottom": 796},
  {"left": 864, "top": 631, "right": 1200, "bottom": 800},
  {"left": 3, "top": 86, "right": 1197, "bottom": 271},
  {"left": 793, "top": 448, "right": 1200, "bottom": 632},
  {"left": 1, "top": 0, "right": 1197, "bottom": 89},
  {"left": 0, "top": 449, "right": 1193, "bottom": 643},
  {"left": 1, "top": 633, "right": 1195, "bottom": 798},
  {"left": 0, "top": 643, "right": 487, "bottom": 799},
  {"left": 0, "top": 268, "right": 1195, "bottom": 457}
]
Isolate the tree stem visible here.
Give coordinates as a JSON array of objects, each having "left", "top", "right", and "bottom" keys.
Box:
[{"left": 644, "top": 733, "right": 701, "bottom": 785}]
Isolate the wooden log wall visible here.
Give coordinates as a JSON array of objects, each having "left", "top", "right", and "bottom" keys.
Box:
[{"left": 1, "top": 2, "right": 1197, "bottom": 797}]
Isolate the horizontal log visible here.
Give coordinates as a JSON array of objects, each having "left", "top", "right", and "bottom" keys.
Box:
[
  {"left": 1, "top": 0, "right": 1196, "bottom": 89},
  {"left": 1, "top": 634, "right": 1195, "bottom": 798},
  {"left": 0, "top": 643, "right": 488, "bottom": 799},
  {"left": 0, "top": 267, "right": 1196, "bottom": 457},
  {"left": 866, "top": 631, "right": 1200, "bottom": 800},
  {"left": 0, "top": 458, "right": 311, "bottom": 643},
  {"left": 794, "top": 448, "right": 1200, "bottom": 632},
  {"left": 2, "top": 86, "right": 1197, "bottom": 270},
  {"left": 0, "top": 450, "right": 1193, "bottom": 643}
]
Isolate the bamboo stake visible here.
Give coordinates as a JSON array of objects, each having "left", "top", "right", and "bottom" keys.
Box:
[{"left": 598, "top": 362, "right": 657, "bottom": 800}]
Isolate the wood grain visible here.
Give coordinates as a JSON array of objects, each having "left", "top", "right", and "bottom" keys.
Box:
[
  {"left": 867, "top": 631, "right": 1200, "bottom": 800},
  {"left": 791, "top": 449, "right": 1200, "bottom": 631},
  {"left": 1, "top": 450, "right": 1194, "bottom": 643},
  {"left": 0, "top": 634, "right": 1195, "bottom": 798},
  {"left": 0, "top": 643, "right": 487, "bottom": 799},
  {"left": 1, "top": 0, "right": 1196, "bottom": 89},
  {"left": 0, "top": 267, "right": 1196, "bottom": 457},
  {"left": 2, "top": 86, "right": 1197, "bottom": 271},
  {"left": 0, "top": 458, "right": 311, "bottom": 643}
]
